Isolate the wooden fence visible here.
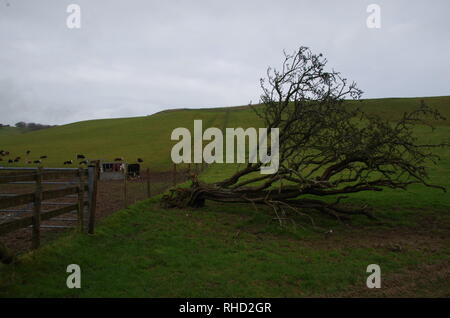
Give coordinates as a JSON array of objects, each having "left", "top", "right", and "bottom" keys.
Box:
[
  {"left": 121, "top": 164, "right": 204, "bottom": 208},
  {"left": 0, "top": 165, "right": 98, "bottom": 263}
]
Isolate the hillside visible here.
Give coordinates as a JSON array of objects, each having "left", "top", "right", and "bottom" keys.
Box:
[
  {"left": 0, "top": 126, "right": 23, "bottom": 137},
  {"left": 0, "top": 96, "right": 449, "bottom": 171}
]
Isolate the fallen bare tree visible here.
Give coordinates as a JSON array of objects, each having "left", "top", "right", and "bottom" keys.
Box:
[{"left": 162, "top": 46, "right": 448, "bottom": 222}]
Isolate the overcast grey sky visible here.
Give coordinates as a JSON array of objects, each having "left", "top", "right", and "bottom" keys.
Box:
[{"left": 0, "top": 0, "right": 449, "bottom": 125}]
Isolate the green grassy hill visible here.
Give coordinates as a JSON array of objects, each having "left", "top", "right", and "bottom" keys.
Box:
[
  {"left": 1, "top": 96, "right": 449, "bottom": 171},
  {"left": 0, "top": 126, "right": 23, "bottom": 137},
  {"left": 0, "top": 107, "right": 258, "bottom": 170}
]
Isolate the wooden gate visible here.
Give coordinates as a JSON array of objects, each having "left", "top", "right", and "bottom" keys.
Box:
[{"left": 0, "top": 165, "right": 98, "bottom": 263}]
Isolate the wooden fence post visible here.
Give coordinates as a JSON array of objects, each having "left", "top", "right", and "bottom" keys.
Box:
[
  {"left": 77, "top": 168, "right": 85, "bottom": 232},
  {"left": 124, "top": 164, "right": 128, "bottom": 208},
  {"left": 32, "top": 167, "right": 43, "bottom": 249},
  {"left": 87, "top": 163, "right": 98, "bottom": 234},
  {"left": 146, "top": 168, "right": 151, "bottom": 198}
]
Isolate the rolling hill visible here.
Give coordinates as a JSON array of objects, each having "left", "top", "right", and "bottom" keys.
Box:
[
  {"left": 0, "top": 126, "right": 24, "bottom": 137},
  {"left": 0, "top": 96, "right": 449, "bottom": 171}
]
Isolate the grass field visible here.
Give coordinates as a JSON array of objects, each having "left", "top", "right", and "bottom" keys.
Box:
[
  {"left": 0, "top": 126, "right": 25, "bottom": 137},
  {"left": 0, "top": 96, "right": 449, "bottom": 297},
  {"left": 1, "top": 96, "right": 449, "bottom": 171},
  {"left": 0, "top": 193, "right": 448, "bottom": 297}
]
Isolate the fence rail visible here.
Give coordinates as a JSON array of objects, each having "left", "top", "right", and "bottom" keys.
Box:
[
  {"left": 0, "top": 165, "right": 99, "bottom": 263},
  {"left": 0, "top": 170, "right": 87, "bottom": 184}
]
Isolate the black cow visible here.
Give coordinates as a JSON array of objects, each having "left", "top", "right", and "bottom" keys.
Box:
[
  {"left": 40, "top": 155, "right": 47, "bottom": 159},
  {"left": 127, "top": 164, "right": 140, "bottom": 178},
  {"left": 77, "top": 154, "right": 86, "bottom": 159},
  {"left": 64, "top": 160, "right": 73, "bottom": 165}
]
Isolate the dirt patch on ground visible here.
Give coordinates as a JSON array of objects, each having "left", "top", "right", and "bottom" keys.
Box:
[
  {"left": 299, "top": 226, "right": 450, "bottom": 254},
  {"left": 290, "top": 218, "right": 450, "bottom": 297}
]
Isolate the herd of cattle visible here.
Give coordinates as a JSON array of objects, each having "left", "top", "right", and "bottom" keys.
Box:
[
  {"left": 0, "top": 150, "right": 144, "bottom": 166},
  {"left": 0, "top": 149, "right": 49, "bottom": 164}
]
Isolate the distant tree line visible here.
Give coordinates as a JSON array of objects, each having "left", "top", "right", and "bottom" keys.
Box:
[{"left": 0, "top": 122, "right": 56, "bottom": 131}]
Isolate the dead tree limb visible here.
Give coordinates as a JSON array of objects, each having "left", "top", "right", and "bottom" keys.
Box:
[{"left": 162, "top": 46, "right": 448, "bottom": 222}]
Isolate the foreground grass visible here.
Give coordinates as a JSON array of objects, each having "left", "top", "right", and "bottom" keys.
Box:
[{"left": 0, "top": 195, "right": 449, "bottom": 297}]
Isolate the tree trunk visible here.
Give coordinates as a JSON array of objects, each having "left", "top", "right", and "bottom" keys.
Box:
[{"left": 161, "top": 182, "right": 376, "bottom": 221}]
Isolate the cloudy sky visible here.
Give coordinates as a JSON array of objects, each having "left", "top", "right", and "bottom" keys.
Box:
[{"left": 0, "top": 0, "right": 449, "bottom": 125}]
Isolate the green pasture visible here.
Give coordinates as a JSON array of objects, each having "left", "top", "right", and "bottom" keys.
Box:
[{"left": 1, "top": 96, "right": 448, "bottom": 171}]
